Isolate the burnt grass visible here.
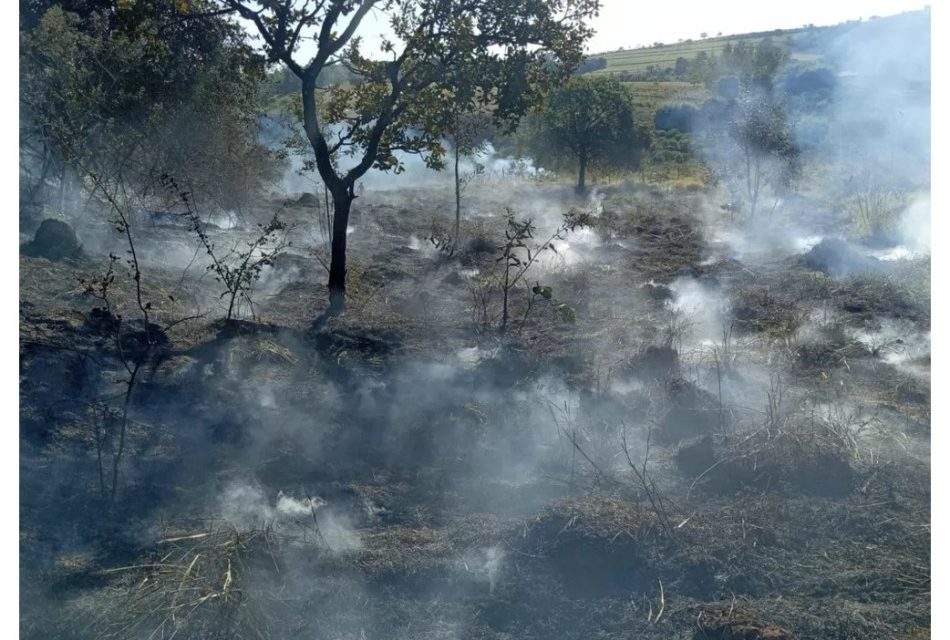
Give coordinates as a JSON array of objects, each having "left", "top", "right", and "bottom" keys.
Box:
[{"left": 20, "top": 183, "right": 930, "bottom": 639}]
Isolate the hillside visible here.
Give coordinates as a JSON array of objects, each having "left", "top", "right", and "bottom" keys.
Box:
[
  {"left": 586, "top": 31, "right": 800, "bottom": 77},
  {"left": 583, "top": 8, "right": 929, "bottom": 78},
  {"left": 576, "top": 8, "right": 930, "bottom": 132}
]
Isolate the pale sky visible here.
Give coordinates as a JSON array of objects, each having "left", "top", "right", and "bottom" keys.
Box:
[
  {"left": 585, "top": 1, "right": 930, "bottom": 52},
  {"left": 246, "top": 1, "right": 931, "bottom": 62}
]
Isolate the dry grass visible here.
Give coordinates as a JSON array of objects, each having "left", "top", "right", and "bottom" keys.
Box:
[{"left": 95, "top": 523, "right": 298, "bottom": 640}]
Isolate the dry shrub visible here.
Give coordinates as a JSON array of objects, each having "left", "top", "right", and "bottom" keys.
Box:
[
  {"left": 677, "top": 420, "right": 856, "bottom": 498},
  {"left": 516, "top": 495, "right": 688, "bottom": 598},
  {"left": 731, "top": 285, "right": 808, "bottom": 338},
  {"left": 96, "top": 523, "right": 301, "bottom": 640}
]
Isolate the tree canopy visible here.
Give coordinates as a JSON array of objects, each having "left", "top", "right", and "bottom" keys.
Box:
[
  {"left": 530, "top": 75, "right": 648, "bottom": 192},
  {"left": 20, "top": 1, "right": 277, "bottom": 211}
]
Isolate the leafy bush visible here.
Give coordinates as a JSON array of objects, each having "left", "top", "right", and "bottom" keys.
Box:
[
  {"left": 654, "top": 103, "right": 698, "bottom": 133},
  {"left": 575, "top": 57, "right": 608, "bottom": 74}
]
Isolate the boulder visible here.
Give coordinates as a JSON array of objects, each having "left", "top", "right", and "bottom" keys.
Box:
[
  {"left": 801, "top": 237, "right": 882, "bottom": 278},
  {"left": 295, "top": 192, "right": 320, "bottom": 207},
  {"left": 22, "top": 219, "right": 82, "bottom": 261}
]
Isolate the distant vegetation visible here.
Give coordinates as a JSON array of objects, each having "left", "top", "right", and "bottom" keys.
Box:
[
  {"left": 581, "top": 31, "right": 797, "bottom": 80},
  {"left": 526, "top": 76, "right": 650, "bottom": 192},
  {"left": 537, "top": 9, "right": 928, "bottom": 191}
]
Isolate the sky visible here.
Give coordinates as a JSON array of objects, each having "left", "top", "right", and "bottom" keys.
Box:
[
  {"left": 261, "top": 0, "right": 931, "bottom": 64},
  {"left": 586, "top": 0, "right": 931, "bottom": 52}
]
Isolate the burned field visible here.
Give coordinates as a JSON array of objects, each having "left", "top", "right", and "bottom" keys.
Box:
[{"left": 19, "top": 181, "right": 930, "bottom": 640}]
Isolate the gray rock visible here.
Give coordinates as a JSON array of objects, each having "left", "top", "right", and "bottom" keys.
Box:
[
  {"left": 295, "top": 192, "right": 320, "bottom": 207},
  {"left": 801, "top": 237, "right": 883, "bottom": 278},
  {"left": 22, "top": 219, "right": 82, "bottom": 261}
]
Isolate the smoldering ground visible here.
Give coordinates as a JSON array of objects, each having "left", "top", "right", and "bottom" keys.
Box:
[{"left": 20, "top": 167, "right": 931, "bottom": 640}]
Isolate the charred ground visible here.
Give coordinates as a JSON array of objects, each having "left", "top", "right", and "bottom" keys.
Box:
[{"left": 20, "top": 180, "right": 930, "bottom": 640}]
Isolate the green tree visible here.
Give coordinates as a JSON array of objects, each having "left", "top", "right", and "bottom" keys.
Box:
[
  {"left": 674, "top": 56, "right": 689, "bottom": 78},
  {"left": 532, "top": 75, "right": 647, "bottom": 192},
  {"left": 219, "top": 0, "right": 597, "bottom": 316},
  {"left": 700, "top": 92, "right": 799, "bottom": 218},
  {"left": 20, "top": 1, "right": 275, "bottom": 213},
  {"left": 445, "top": 110, "right": 492, "bottom": 251},
  {"left": 705, "top": 37, "right": 788, "bottom": 90}
]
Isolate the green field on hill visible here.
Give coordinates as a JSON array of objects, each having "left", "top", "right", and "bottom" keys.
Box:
[
  {"left": 587, "top": 28, "right": 811, "bottom": 76},
  {"left": 623, "top": 80, "right": 709, "bottom": 125}
]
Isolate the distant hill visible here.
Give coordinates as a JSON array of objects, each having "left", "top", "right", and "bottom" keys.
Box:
[
  {"left": 580, "top": 8, "right": 930, "bottom": 79},
  {"left": 576, "top": 8, "right": 930, "bottom": 126},
  {"left": 584, "top": 30, "right": 801, "bottom": 77}
]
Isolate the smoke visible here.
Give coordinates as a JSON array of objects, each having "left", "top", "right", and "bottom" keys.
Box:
[
  {"left": 267, "top": 119, "right": 549, "bottom": 197},
  {"left": 218, "top": 481, "right": 363, "bottom": 553},
  {"left": 666, "top": 276, "right": 729, "bottom": 354},
  {"left": 896, "top": 195, "right": 930, "bottom": 257},
  {"left": 848, "top": 319, "right": 931, "bottom": 376},
  {"left": 218, "top": 480, "right": 277, "bottom": 527},
  {"left": 459, "top": 545, "right": 507, "bottom": 594},
  {"left": 819, "top": 11, "right": 931, "bottom": 185},
  {"left": 687, "top": 10, "right": 930, "bottom": 272}
]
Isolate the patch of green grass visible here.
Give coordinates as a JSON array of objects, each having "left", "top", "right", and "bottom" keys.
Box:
[
  {"left": 620, "top": 81, "right": 710, "bottom": 126},
  {"left": 588, "top": 32, "right": 800, "bottom": 75}
]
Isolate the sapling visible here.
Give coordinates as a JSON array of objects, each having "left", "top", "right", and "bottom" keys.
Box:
[
  {"left": 78, "top": 173, "right": 167, "bottom": 501},
  {"left": 163, "top": 174, "right": 291, "bottom": 322},
  {"left": 495, "top": 207, "right": 592, "bottom": 333}
]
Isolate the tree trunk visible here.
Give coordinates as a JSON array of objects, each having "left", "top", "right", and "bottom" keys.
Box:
[
  {"left": 576, "top": 156, "right": 587, "bottom": 193},
  {"left": 327, "top": 190, "right": 353, "bottom": 315},
  {"left": 59, "top": 163, "right": 67, "bottom": 212},
  {"left": 453, "top": 144, "right": 461, "bottom": 251},
  {"left": 749, "top": 155, "right": 761, "bottom": 219},
  {"left": 500, "top": 261, "right": 511, "bottom": 333}
]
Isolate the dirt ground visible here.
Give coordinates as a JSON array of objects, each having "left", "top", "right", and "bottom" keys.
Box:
[{"left": 20, "top": 179, "right": 930, "bottom": 639}]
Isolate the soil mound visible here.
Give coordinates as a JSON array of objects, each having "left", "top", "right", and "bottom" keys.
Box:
[{"left": 657, "top": 377, "right": 721, "bottom": 443}]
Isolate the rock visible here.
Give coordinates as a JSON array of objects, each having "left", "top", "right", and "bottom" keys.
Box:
[
  {"left": 801, "top": 237, "right": 882, "bottom": 278},
  {"left": 294, "top": 192, "right": 320, "bottom": 207},
  {"left": 641, "top": 281, "right": 675, "bottom": 301},
  {"left": 22, "top": 219, "right": 82, "bottom": 261}
]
